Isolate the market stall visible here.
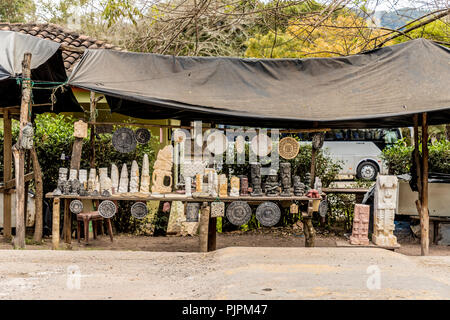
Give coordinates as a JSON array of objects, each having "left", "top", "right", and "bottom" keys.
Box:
[{"left": 2, "top": 32, "right": 450, "bottom": 255}]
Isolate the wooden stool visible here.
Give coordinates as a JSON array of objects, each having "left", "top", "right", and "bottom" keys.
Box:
[{"left": 76, "top": 211, "right": 113, "bottom": 244}]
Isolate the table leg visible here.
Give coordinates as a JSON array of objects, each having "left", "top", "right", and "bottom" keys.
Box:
[
  {"left": 208, "top": 217, "right": 217, "bottom": 252},
  {"left": 106, "top": 218, "right": 113, "bottom": 242},
  {"left": 63, "top": 199, "right": 71, "bottom": 244},
  {"left": 199, "top": 202, "right": 210, "bottom": 252},
  {"left": 83, "top": 216, "right": 89, "bottom": 244},
  {"left": 52, "top": 198, "right": 60, "bottom": 250}
]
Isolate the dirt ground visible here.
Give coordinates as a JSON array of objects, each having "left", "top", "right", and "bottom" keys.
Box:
[{"left": 0, "top": 227, "right": 448, "bottom": 256}]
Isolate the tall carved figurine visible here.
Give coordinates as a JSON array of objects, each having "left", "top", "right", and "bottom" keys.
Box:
[
  {"left": 111, "top": 164, "right": 119, "bottom": 194},
  {"left": 280, "top": 162, "right": 291, "bottom": 196},
  {"left": 119, "top": 164, "right": 129, "bottom": 193},
  {"left": 250, "top": 164, "right": 263, "bottom": 196},
  {"left": 372, "top": 175, "right": 399, "bottom": 247},
  {"left": 130, "top": 160, "right": 140, "bottom": 193},
  {"left": 350, "top": 204, "right": 370, "bottom": 245},
  {"left": 239, "top": 176, "right": 249, "bottom": 196},
  {"left": 140, "top": 154, "right": 150, "bottom": 193},
  {"left": 151, "top": 145, "right": 173, "bottom": 193}
]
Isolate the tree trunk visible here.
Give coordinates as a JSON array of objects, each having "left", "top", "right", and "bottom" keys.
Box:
[{"left": 31, "top": 147, "right": 43, "bottom": 242}]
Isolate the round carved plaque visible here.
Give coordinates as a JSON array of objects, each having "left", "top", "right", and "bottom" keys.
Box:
[
  {"left": 186, "top": 202, "right": 200, "bottom": 222},
  {"left": 69, "top": 200, "right": 83, "bottom": 214},
  {"left": 256, "top": 201, "right": 281, "bottom": 227},
  {"left": 278, "top": 137, "right": 300, "bottom": 160},
  {"left": 250, "top": 133, "right": 272, "bottom": 157},
  {"left": 98, "top": 200, "right": 117, "bottom": 218},
  {"left": 226, "top": 201, "right": 252, "bottom": 226},
  {"left": 135, "top": 128, "right": 151, "bottom": 144},
  {"left": 206, "top": 131, "right": 228, "bottom": 155},
  {"left": 131, "top": 202, "right": 148, "bottom": 219},
  {"left": 112, "top": 127, "right": 137, "bottom": 153},
  {"left": 312, "top": 133, "right": 324, "bottom": 150}
]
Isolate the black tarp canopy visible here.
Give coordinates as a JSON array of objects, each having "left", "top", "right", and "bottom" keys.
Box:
[
  {"left": 0, "top": 31, "right": 81, "bottom": 113},
  {"left": 67, "top": 38, "right": 450, "bottom": 129}
]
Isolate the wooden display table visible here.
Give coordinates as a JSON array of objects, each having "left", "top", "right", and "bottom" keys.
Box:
[{"left": 45, "top": 192, "right": 321, "bottom": 251}]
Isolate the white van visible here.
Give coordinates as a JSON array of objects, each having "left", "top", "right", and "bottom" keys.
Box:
[{"left": 297, "top": 129, "right": 402, "bottom": 180}]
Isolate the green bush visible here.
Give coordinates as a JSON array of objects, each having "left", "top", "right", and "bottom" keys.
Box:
[{"left": 382, "top": 138, "right": 450, "bottom": 175}]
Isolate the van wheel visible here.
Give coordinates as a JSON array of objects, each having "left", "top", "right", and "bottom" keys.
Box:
[{"left": 356, "top": 161, "right": 378, "bottom": 180}]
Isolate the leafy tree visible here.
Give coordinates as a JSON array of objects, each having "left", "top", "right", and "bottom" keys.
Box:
[
  {"left": 0, "top": 0, "right": 35, "bottom": 23},
  {"left": 393, "top": 19, "right": 449, "bottom": 46}
]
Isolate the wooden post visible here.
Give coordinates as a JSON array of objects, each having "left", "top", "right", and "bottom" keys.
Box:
[
  {"left": 310, "top": 148, "right": 317, "bottom": 189},
  {"left": 303, "top": 200, "right": 316, "bottom": 247},
  {"left": 208, "top": 217, "right": 217, "bottom": 251},
  {"left": 31, "top": 147, "right": 43, "bottom": 242},
  {"left": 2, "top": 109, "right": 12, "bottom": 240},
  {"left": 52, "top": 198, "right": 60, "bottom": 249},
  {"left": 421, "top": 113, "right": 429, "bottom": 256},
  {"left": 63, "top": 199, "right": 71, "bottom": 244},
  {"left": 199, "top": 202, "right": 210, "bottom": 252},
  {"left": 89, "top": 91, "right": 96, "bottom": 168},
  {"left": 12, "top": 52, "right": 32, "bottom": 249},
  {"left": 413, "top": 114, "right": 422, "bottom": 201}
]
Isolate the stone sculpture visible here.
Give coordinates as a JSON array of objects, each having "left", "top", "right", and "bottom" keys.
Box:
[
  {"left": 229, "top": 176, "right": 240, "bottom": 197},
  {"left": 131, "top": 202, "right": 148, "bottom": 219},
  {"left": 278, "top": 137, "right": 300, "bottom": 160},
  {"left": 119, "top": 164, "right": 129, "bottom": 193},
  {"left": 290, "top": 203, "right": 299, "bottom": 214},
  {"left": 264, "top": 174, "right": 280, "bottom": 196},
  {"left": 151, "top": 145, "right": 173, "bottom": 194},
  {"left": 239, "top": 176, "right": 249, "bottom": 196},
  {"left": 112, "top": 127, "right": 136, "bottom": 153},
  {"left": 211, "top": 202, "right": 225, "bottom": 218},
  {"left": 63, "top": 180, "right": 71, "bottom": 195},
  {"left": 293, "top": 176, "right": 306, "bottom": 196},
  {"left": 20, "top": 123, "right": 34, "bottom": 150},
  {"left": 256, "top": 202, "right": 281, "bottom": 227},
  {"left": 185, "top": 177, "right": 192, "bottom": 197},
  {"left": 70, "top": 179, "right": 80, "bottom": 195},
  {"left": 280, "top": 162, "right": 291, "bottom": 196},
  {"left": 53, "top": 168, "right": 68, "bottom": 195},
  {"left": 68, "top": 169, "right": 77, "bottom": 181},
  {"left": 69, "top": 200, "right": 83, "bottom": 214},
  {"left": 350, "top": 204, "right": 370, "bottom": 245},
  {"left": 74, "top": 120, "right": 88, "bottom": 139},
  {"left": 304, "top": 172, "right": 312, "bottom": 189},
  {"left": 111, "top": 164, "right": 119, "bottom": 194},
  {"left": 130, "top": 160, "right": 140, "bottom": 193},
  {"left": 98, "top": 200, "right": 117, "bottom": 219},
  {"left": 314, "top": 177, "right": 322, "bottom": 194},
  {"left": 250, "top": 164, "right": 263, "bottom": 196},
  {"left": 140, "top": 154, "right": 150, "bottom": 193},
  {"left": 186, "top": 202, "right": 201, "bottom": 222},
  {"left": 219, "top": 174, "right": 228, "bottom": 197},
  {"left": 372, "top": 175, "right": 399, "bottom": 247},
  {"left": 88, "top": 168, "right": 96, "bottom": 193},
  {"left": 135, "top": 128, "right": 151, "bottom": 144}
]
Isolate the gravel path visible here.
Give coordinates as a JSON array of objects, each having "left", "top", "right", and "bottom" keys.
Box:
[{"left": 0, "top": 247, "right": 448, "bottom": 299}]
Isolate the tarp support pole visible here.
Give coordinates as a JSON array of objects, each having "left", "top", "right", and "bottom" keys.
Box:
[
  {"left": 89, "top": 91, "right": 96, "bottom": 168},
  {"left": 12, "top": 52, "right": 32, "bottom": 249},
  {"left": 2, "top": 109, "right": 12, "bottom": 239},
  {"left": 420, "top": 112, "right": 429, "bottom": 256}
]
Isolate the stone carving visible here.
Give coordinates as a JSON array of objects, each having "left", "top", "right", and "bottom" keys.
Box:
[
  {"left": 373, "top": 175, "right": 399, "bottom": 247},
  {"left": 312, "top": 133, "right": 325, "bottom": 150},
  {"left": 74, "top": 120, "right": 88, "bottom": 138},
  {"left": 130, "top": 160, "right": 140, "bottom": 193},
  {"left": 264, "top": 175, "right": 280, "bottom": 196},
  {"left": 206, "top": 131, "right": 227, "bottom": 155},
  {"left": 229, "top": 176, "right": 240, "bottom": 197},
  {"left": 290, "top": 203, "right": 299, "bottom": 214},
  {"left": 206, "top": 169, "right": 218, "bottom": 197},
  {"left": 163, "top": 202, "right": 171, "bottom": 213},
  {"left": 53, "top": 168, "right": 68, "bottom": 195},
  {"left": 239, "top": 176, "right": 249, "bottom": 196},
  {"left": 140, "top": 154, "right": 150, "bottom": 193},
  {"left": 111, "top": 164, "right": 119, "bottom": 194},
  {"left": 98, "top": 200, "right": 117, "bottom": 219},
  {"left": 186, "top": 202, "right": 201, "bottom": 222},
  {"left": 20, "top": 122, "right": 34, "bottom": 150},
  {"left": 151, "top": 145, "right": 173, "bottom": 193},
  {"left": 135, "top": 128, "right": 151, "bottom": 144},
  {"left": 278, "top": 137, "right": 300, "bottom": 160},
  {"left": 88, "top": 168, "right": 96, "bottom": 193},
  {"left": 182, "top": 160, "right": 206, "bottom": 178},
  {"left": 280, "top": 162, "right": 291, "bottom": 196},
  {"left": 219, "top": 174, "right": 228, "bottom": 197},
  {"left": 69, "top": 169, "right": 78, "bottom": 181},
  {"left": 314, "top": 177, "right": 322, "bottom": 194},
  {"left": 99, "top": 168, "right": 111, "bottom": 196},
  {"left": 131, "top": 202, "right": 148, "bottom": 219},
  {"left": 304, "top": 172, "right": 312, "bottom": 189},
  {"left": 93, "top": 175, "right": 100, "bottom": 195},
  {"left": 226, "top": 201, "right": 252, "bottom": 226},
  {"left": 167, "top": 201, "right": 185, "bottom": 234},
  {"left": 112, "top": 127, "right": 136, "bottom": 153},
  {"left": 69, "top": 200, "right": 83, "bottom": 214},
  {"left": 250, "top": 164, "right": 263, "bottom": 196},
  {"left": 195, "top": 174, "right": 203, "bottom": 193},
  {"left": 211, "top": 202, "right": 225, "bottom": 218},
  {"left": 78, "top": 169, "right": 87, "bottom": 187},
  {"left": 350, "top": 204, "right": 370, "bottom": 245},
  {"left": 319, "top": 199, "right": 328, "bottom": 217},
  {"left": 256, "top": 202, "right": 281, "bottom": 227},
  {"left": 70, "top": 179, "right": 80, "bottom": 195},
  {"left": 119, "top": 164, "right": 129, "bottom": 193},
  {"left": 63, "top": 180, "right": 71, "bottom": 195},
  {"left": 293, "top": 176, "right": 306, "bottom": 196},
  {"left": 185, "top": 177, "right": 192, "bottom": 197}
]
